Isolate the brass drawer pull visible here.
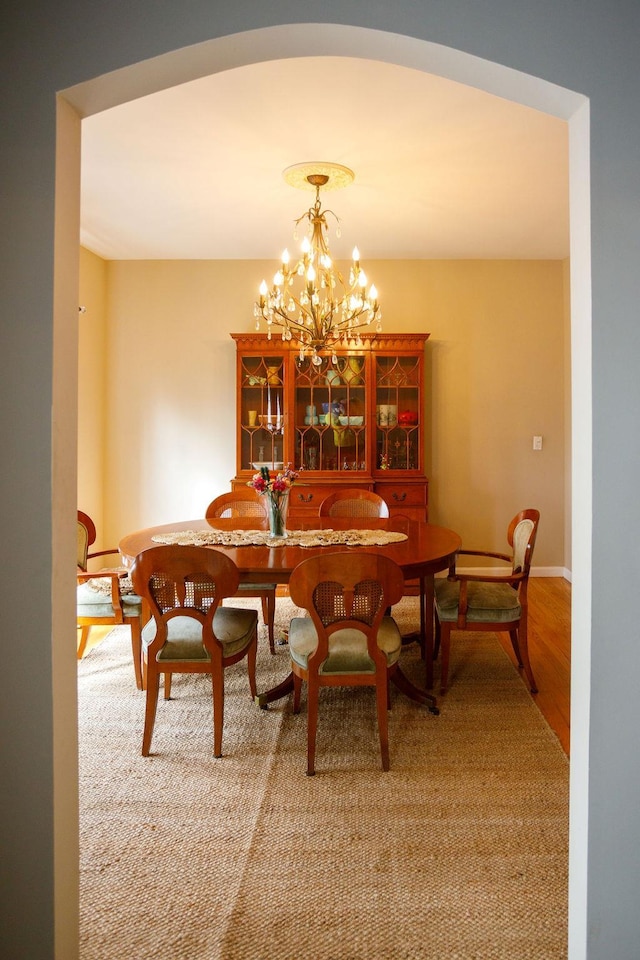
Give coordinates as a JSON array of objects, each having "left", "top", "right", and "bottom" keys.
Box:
[
  {"left": 392, "top": 492, "right": 407, "bottom": 502},
  {"left": 298, "top": 493, "right": 314, "bottom": 503}
]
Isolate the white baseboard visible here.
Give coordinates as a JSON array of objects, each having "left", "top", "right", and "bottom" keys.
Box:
[{"left": 532, "top": 566, "right": 570, "bottom": 579}]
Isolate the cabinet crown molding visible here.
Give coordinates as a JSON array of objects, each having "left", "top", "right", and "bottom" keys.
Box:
[{"left": 231, "top": 332, "right": 430, "bottom": 352}]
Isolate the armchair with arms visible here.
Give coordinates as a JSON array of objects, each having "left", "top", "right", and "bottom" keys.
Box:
[
  {"left": 434, "top": 509, "right": 540, "bottom": 696},
  {"left": 76, "top": 510, "right": 144, "bottom": 690}
]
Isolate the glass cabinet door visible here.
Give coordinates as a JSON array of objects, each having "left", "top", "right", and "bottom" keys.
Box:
[
  {"left": 375, "top": 355, "right": 421, "bottom": 471},
  {"left": 293, "top": 355, "right": 367, "bottom": 473},
  {"left": 233, "top": 333, "right": 428, "bottom": 516},
  {"left": 239, "top": 355, "right": 285, "bottom": 470}
]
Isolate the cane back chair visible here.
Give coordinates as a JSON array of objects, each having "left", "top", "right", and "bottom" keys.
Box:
[
  {"left": 205, "top": 490, "right": 277, "bottom": 653},
  {"left": 130, "top": 544, "right": 258, "bottom": 757},
  {"left": 287, "top": 552, "right": 405, "bottom": 775}
]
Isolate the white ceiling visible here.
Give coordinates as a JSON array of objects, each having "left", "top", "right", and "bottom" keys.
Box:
[{"left": 80, "top": 56, "right": 569, "bottom": 262}]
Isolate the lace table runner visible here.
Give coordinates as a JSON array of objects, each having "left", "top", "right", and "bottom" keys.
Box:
[{"left": 150, "top": 528, "right": 408, "bottom": 549}]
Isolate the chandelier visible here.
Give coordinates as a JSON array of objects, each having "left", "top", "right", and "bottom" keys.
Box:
[{"left": 254, "top": 162, "right": 382, "bottom": 365}]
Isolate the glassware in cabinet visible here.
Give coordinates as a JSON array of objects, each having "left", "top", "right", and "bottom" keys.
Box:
[
  {"left": 232, "top": 333, "right": 428, "bottom": 520},
  {"left": 239, "top": 354, "right": 284, "bottom": 470},
  {"left": 293, "top": 354, "right": 367, "bottom": 473},
  {"left": 375, "top": 354, "right": 421, "bottom": 471}
]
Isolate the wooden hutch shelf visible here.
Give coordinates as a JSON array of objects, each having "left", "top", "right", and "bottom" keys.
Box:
[{"left": 231, "top": 333, "right": 429, "bottom": 522}]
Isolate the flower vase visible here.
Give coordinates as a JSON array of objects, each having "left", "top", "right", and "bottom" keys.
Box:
[{"left": 267, "top": 491, "right": 289, "bottom": 538}]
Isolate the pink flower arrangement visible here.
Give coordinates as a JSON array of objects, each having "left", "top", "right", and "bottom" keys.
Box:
[
  {"left": 248, "top": 464, "right": 298, "bottom": 537},
  {"left": 247, "top": 464, "right": 298, "bottom": 496}
]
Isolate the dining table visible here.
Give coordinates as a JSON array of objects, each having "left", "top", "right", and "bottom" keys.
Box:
[{"left": 119, "top": 515, "right": 461, "bottom": 711}]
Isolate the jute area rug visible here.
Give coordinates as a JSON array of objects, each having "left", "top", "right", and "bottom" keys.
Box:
[{"left": 78, "top": 597, "right": 568, "bottom": 960}]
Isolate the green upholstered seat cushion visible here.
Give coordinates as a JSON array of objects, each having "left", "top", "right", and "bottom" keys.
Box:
[
  {"left": 77, "top": 581, "right": 143, "bottom": 618},
  {"left": 142, "top": 606, "right": 258, "bottom": 661},
  {"left": 288, "top": 615, "right": 402, "bottom": 675},
  {"left": 434, "top": 578, "right": 521, "bottom": 623}
]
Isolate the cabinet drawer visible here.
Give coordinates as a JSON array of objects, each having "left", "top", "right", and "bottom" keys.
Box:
[
  {"left": 289, "top": 482, "right": 372, "bottom": 518},
  {"left": 375, "top": 481, "right": 428, "bottom": 521},
  {"left": 376, "top": 483, "right": 427, "bottom": 508}
]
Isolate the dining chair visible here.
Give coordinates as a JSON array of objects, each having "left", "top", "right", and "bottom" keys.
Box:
[
  {"left": 130, "top": 544, "right": 258, "bottom": 757},
  {"left": 434, "top": 508, "right": 540, "bottom": 695},
  {"left": 205, "top": 490, "right": 277, "bottom": 653},
  {"left": 76, "top": 510, "right": 144, "bottom": 690},
  {"left": 318, "top": 488, "right": 390, "bottom": 518},
  {"left": 287, "top": 552, "right": 405, "bottom": 775}
]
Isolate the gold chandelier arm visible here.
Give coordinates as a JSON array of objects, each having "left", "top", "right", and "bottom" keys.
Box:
[{"left": 254, "top": 163, "right": 382, "bottom": 355}]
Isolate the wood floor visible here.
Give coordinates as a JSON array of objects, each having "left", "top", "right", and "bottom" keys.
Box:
[{"left": 496, "top": 577, "right": 571, "bottom": 755}]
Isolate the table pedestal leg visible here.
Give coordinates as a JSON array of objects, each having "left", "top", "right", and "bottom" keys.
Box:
[
  {"left": 391, "top": 667, "right": 439, "bottom": 714},
  {"left": 257, "top": 667, "right": 439, "bottom": 714},
  {"left": 255, "top": 672, "right": 294, "bottom": 708}
]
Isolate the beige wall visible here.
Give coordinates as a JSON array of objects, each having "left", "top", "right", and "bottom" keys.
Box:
[
  {"left": 563, "top": 256, "right": 572, "bottom": 572},
  {"left": 78, "top": 247, "right": 108, "bottom": 546},
  {"left": 78, "top": 254, "right": 568, "bottom": 571}
]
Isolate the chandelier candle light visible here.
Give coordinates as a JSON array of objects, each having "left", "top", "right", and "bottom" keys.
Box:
[{"left": 254, "top": 162, "right": 382, "bottom": 365}]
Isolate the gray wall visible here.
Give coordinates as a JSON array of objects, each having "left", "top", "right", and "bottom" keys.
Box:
[{"left": 2, "top": 2, "right": 639, "bottom": 958}]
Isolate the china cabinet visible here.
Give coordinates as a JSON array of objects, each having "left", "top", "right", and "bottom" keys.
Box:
[{"left": 231, "top": 333, "right": 429, "bottom": 521}]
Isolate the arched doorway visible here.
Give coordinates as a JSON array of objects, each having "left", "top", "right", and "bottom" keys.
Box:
[{"left": 55, "top": 22, "right": 590, "bottom": 955}]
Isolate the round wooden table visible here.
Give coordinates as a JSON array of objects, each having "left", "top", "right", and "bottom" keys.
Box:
[{"left": 119, "top": 516, "right": 461, "bottom": 709}]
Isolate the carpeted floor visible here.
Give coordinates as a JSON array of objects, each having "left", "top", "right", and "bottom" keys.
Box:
[{"left": 78, "top": 597, "right": 568, "bottom": 959}]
